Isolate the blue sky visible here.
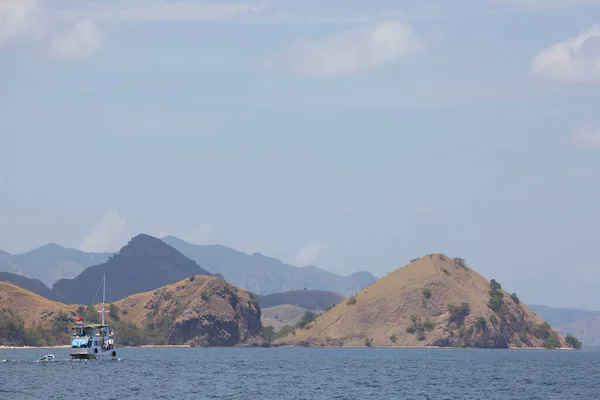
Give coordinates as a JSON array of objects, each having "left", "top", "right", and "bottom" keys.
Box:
[{"left": 1, "top": 0, "right": 600, "bottom": 308}]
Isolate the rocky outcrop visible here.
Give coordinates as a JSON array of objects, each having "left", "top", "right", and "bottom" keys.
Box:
[{"left": 115, "top": 275, "right": 263, "bottom": 347}]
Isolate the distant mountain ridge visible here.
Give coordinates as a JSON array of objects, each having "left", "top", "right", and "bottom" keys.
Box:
[
  {"left": 0, "top": 244, "right": 111, "bottom": 287},
  {"left": 0, "top": 272, "right": 70, "bottom": 303},
  {"left": 161, "top": 235, "right": 376, "bottom": 296},
  {"left": 257, "top": 290, "right": 345, "bottom": 310},
  {"left": 52, "top": 234, "right": 212, "bottom": 303},
  {"left": 529, "top": 304, "right": 600, "bottom": 347}
]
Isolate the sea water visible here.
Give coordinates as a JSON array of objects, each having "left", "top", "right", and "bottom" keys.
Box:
[{"left": 1, "top": 347, "right": 599, "bottom": 399}]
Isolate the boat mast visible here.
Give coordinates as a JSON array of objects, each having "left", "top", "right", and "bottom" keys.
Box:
[{"left": 99, "top": 273, "right": 106, "bottom": 325}]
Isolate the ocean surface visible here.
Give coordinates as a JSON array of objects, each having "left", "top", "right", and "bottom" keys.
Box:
[{"left": 1, "top": 347, "right": 600, "bottom": 399}]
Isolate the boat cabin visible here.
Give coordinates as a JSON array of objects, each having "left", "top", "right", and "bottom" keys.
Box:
[{"left": 70, "top": 324, "right": 115, "bottom": 351}]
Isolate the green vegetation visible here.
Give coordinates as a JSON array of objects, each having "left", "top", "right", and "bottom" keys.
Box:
[
  {"left": 346, "top": 296, "right": 357, "bottom": 305},
  {"left": 248, "top": 293, "right": 258, "bottom": 308},
  {"left": 565, "top": 334, "right": 582, "bottom": 350},
  {"left": 84, "top": 305, "right": 101, "bottom": 324},
  {"left": 406, "top": 314, "right": 435, "bottom": 340},
  {"left": 189, "top": 275, "right": 195, "bottom": 282},
  {"left": 262, "top": 326, "right": 276, "bottom": 342},
  {"left": 542, "top": 332, "right": 561, "bottom": 349},
  {"left": 423, "top": 288, "right": 432, "bottom": 299},
  {"left": 448, "top": 303, "right": 471, "bottom": 325},
  {"left": 109, "top": 304, "right": 120, "bottom": 321},
  {"left": 475, "top": 317, "right": 487, "bottom": 332},
  {"left": 490, "top": 279, "right": 502, "bottom": 291},
  {"left": 0, "top": 308, "right": 73, "bottom": 347},
  {"left": 488, "top": 279, "right": 505, "bottom": 313},
  {"left": 365, "top": 338, "right": 373, "bottom": 347},
  {"left": 390, "top": 334, "right": 397, "bottom": 343},
  {"left": 510, "top": 293, "right": 520, "bottom": 304},
  {"left": 527, "top": 322, "right": 561, "bottom": 348},
  {"left": 298, "top": 311, "right": 317, "bottom": 329},
  {"left": 453, "top": 257, "right": 468, "bottom": 269}
]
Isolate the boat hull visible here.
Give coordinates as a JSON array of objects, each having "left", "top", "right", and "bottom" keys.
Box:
[{"left": 70, "top": 347, "right": 117, "bottom": 360}]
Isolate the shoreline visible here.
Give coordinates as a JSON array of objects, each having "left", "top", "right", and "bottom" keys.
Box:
[{"left": 1, "top": 345, "right": 574, "bottom": 350}]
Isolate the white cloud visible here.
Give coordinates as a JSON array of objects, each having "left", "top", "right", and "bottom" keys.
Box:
[
  {"left": 50, "top": 18, "right": 102, "bottom": 59},
  {"left": 80, "top": 209, "right": 127, "bottom": 252},
  {"left": 493, "top": 0, "right": 600, "bottom": 10},
  {"left": 0, "top": 0, "right": 263, "bottom": 59},
  {"left": 572, "top": 123, "right": 600, "bottom": 148},
  {"left": 103, "top": 0, "right": 265, "bottom": 22},
  {"left": 0, "top": 0, "right": 45, "bottom": 47},
  {"left": 294, "top": 242, "right": 327, "bottom": 266},
  {"left": 531, "top": 24, "right": 600, "bottom": 83},
  {"left": 182, "top": 222, "right": 216, "bottom": 245},
  {"left": 263, "top": 20, "right": 426, "bottom": 76}
]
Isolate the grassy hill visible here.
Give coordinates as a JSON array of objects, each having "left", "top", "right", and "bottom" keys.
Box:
[
  {"left": 0, "top": 282, "right": 77, "bottom": 346},
  {"left": 161, "top": 235, "right": 376, "bottom": 296},
  {"left": 0, "top": 272, "right": 71, "bottom": 303},
  {"left": 0, "top": 275, "right": 264, "bottom": 347},
  {"left": 275, "top": 254, "right": 575, "bottom": 349},
  {"left": 52, "top": 234, "right": 212, "bottom": 304}
]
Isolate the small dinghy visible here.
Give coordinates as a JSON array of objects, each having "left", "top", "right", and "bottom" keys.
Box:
[{"left": 36, "top": 354, "right": 55, "bottom": 362}]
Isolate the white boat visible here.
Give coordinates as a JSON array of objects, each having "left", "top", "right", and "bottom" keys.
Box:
[
  {"left": 36, "top": 354, "right": 55, "bottom": 362},
  {"left": 69, "top": 273, "right": 117, "bottom": 360}
]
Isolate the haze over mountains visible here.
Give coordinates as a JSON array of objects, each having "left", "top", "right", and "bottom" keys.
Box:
[
  {"left": 0, "top": 244, "right": 110, "bottom": 287},
  {"left": 162, "top": 235, "right": 376, "bottom": 296},
  {"left": 530, "top": 305, "right": 600, "bottom": 347},
  {"left": 0, "top": 234, "right": 376, "bottom": 303}
]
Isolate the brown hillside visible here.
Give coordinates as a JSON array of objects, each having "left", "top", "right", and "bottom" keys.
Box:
[
  {"left": 0, "top": 276, "right": 263, "bottom": 347},
  {"left": 275, "top": 254, "right": 571, "bottom": 349},
  {"left": 0, "top": 282, "right": 77, "bottom": 327},
  {"left": 113, "top": 275, "right": 262, "bottom": 346}
]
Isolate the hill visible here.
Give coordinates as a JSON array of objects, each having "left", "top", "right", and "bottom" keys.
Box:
[
  {"left": 112, "top": 275, "right": 262, "bottom": 346},
  {"left": 261, "top": 304, "right": 318, "bottom": 331},
  {"left": 556, "top": 316, "right": 600, "bottom": 347},
  {"left": 0, "top": 244, "right": 111, "bottom": 287},
  {"left": 529, "top": 305, "right": 600, "bottom": 327},
  {"left": 0, "top": 282, "right": 77, "bottom": 346},
  {"left": 257, "top": 290, "right": 344, "bottom": 310},
  {"left": 275, "top": 254, "right": 574, "bottom": 349},
  {"left": 0, "top": 276, "right": 263, "bottom": 347},
  {"left": 52, "top": 234, "right": 212, "bottom": 304},
  {"left": 0, "top": 272, "right": 70, "bottom": 303},
  {"left": 161, "top": 235, "right": 376, "bottom": 296}
]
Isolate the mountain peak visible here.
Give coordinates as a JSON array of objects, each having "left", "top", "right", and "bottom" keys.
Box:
[{"left": 52, "top": 233, "right": 211, "bottom": 303}]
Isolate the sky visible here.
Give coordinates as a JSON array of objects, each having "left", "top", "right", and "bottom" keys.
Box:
[{"left": 1, "top": 0, "right": 600, "bottom": 309}]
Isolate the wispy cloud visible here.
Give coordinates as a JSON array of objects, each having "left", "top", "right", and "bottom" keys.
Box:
[
  {"left": 80, "top": 209, "right": 127, "bottom": 252},
  {"left": 263, "top": 20, "right": 428, "bottom": 76},
  {"left": 531, "top": 24, "right": 600, "bottom": 83},
  {"left": 65, "top": 0, "right": 266, "bottom": 23},
  {"left": 493, "top": 0, "right": 600, "bottom": 10},
  {"left": 572, "top": 123, "right": 600, "bottom": 148},
  {"left": 0, "top": 0, "right": 46, "bottom": 47},
  {"left": 181, "top": 222, "right": 217, "bottom": 245},
  {"left": 295, "top": 242, "right": 327, "bottom": 266},
  {"left": 1, "top": 0, "right": 266, "bottom": 59},
  {"left": 49, "top": 18, "right": 102, "bottom": 59}
]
